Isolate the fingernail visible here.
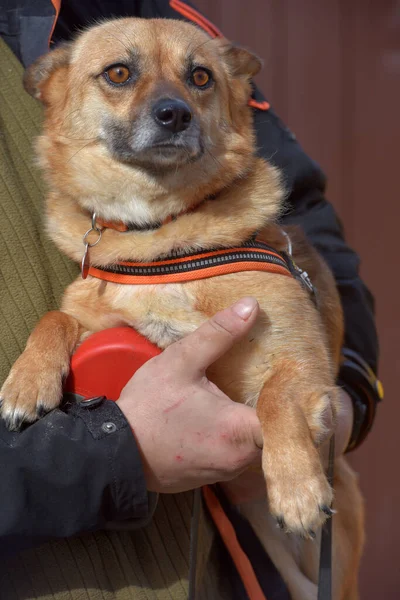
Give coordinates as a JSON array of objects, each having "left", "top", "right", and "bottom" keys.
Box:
[{"left": 232, "top": 297, "right": 258, "bottom": 320}]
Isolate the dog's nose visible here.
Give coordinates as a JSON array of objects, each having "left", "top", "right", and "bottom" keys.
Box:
[{"left": 152, "top": 99, "right": 192, "bottom": 133}]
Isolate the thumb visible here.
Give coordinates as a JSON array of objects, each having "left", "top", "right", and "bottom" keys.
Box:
[{"left": 166, "top": 297, "right": 259, "bottom": 379}]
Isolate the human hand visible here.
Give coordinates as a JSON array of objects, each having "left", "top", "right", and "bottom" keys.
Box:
[{"left": 117, "top": 297, "right": 263, "bottom": 493}]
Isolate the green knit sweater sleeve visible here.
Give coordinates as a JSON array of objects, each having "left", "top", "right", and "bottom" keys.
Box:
[{"left": 0, "top": 38, "right": 79, "bottom": 385}]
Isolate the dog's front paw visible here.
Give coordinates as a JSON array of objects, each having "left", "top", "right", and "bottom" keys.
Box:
[
  {"left": 264, "top": 445, "right": 333, "bottom": 539},
  {"left": 0, "top": 352, "right": 64, "bottom": 430}
]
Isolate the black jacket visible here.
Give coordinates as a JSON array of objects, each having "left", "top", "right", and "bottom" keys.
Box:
[
  {"left": 0, "top": 399, "right": 149, "bottom": 557},
  {"left": 0, "top": 0, "right": 379, "bottom": 554}
]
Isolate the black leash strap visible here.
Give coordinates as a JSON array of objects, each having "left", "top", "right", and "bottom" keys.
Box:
[
  {"left": 188, "top": 488, "right": 201, "bottom": 600},
  {"left": 318, "top": 435, "right": 335, "bottom": 600}
]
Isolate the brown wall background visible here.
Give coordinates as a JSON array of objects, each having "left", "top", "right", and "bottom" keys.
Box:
[{"left": 195, "top": 0, "right": 400, "bottom": 597}]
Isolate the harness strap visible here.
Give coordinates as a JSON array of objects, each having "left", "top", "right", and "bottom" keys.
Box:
[{"left": 87, "top": 240, "right": 294, "bottom": 285}]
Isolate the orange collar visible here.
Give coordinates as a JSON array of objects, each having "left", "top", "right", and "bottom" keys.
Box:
[
  {"left": 94, "top": 198, "right": 210, "bottom": 233},
  {"left": 96, "top": 213, "right": 174, "bottom": 232}
]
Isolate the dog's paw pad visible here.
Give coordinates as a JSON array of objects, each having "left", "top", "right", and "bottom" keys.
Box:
[{"left": 266, "top": 457, "right": 333, "bottom": 537}]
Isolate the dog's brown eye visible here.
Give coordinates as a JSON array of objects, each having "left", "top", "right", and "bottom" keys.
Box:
[
  {"left": 104, "top": 65, "right": 131, "bottom": 85},
  {"left": 191, "top": 68, "right": 212, "bottom": 88}
]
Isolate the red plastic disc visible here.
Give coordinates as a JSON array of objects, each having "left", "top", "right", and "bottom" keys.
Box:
[{"left": 64, "top": 327, "right": 161, "bottom": 400}]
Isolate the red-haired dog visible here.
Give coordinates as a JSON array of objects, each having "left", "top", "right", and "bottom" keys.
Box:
[{"left": 1, "top": 18, "right": 364, "bottom": 599}]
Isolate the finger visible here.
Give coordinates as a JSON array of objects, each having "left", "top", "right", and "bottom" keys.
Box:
[
  {"left": 227, "top": 404, "right": 264, "bottom": 452},
  {"left": 165, "top": 297, "right": 259, "bottom": 378},
  {"left": 213, "top": 405, "right": 263, "bottom": 480}
]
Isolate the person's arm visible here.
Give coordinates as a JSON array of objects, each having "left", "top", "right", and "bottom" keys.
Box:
[
  {"left": 0, "top": 298, "right": 263, "bottom": 556},
  {"left": 0, "top": 398, "right": 149, "bottom": 557},
  {"left": 253, "top": 105, "right": 378, "bottom": 373}
]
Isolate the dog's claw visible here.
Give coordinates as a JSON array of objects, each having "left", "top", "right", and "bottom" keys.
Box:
[
  {"left": 37, "top": 404, "right": 50, "bottom": 418},
  {"left": 320, "top": 505, "right": 333, "bottom": 517},
  {"left": 4, "top": 411, "right": 24, "bottom": 432},
  {"left": 308, "top": 529, "right": 316, "bottom": 540}
]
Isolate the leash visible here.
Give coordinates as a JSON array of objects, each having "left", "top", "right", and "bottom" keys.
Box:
[
  {"left": 189, "top": 487, "right": 268, "bottom": 600},
  {"left": 188, "top": 488, "right": 202, "bottom": 600},
  {"left": 318, "top": 435, "right": 335, "bottom": 600},
  {"left": 202, "top": 486, "right": 267, "bottom": 599}
]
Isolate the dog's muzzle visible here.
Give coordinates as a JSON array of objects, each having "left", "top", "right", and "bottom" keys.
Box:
[{"left": 104, "top": 99, "right": 203, "bottom": 168}]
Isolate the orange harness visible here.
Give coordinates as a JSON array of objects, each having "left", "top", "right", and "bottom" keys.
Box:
[
  {"left": 87, "top": 239, "right": 296, "bottom": 285},
  {"left": 86, "top": 212, "right": 311, "bottom": 288},
  {"left": 84, "top": 219, "right": 315, "bottom": 300}
]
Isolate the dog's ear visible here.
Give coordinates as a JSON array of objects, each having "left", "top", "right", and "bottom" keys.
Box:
[
  {"left": 23, "top": 43, "right": 72, "bottom": 104},
  {"left": 217, "top": 39, "right": 262, "bottom": 78}
]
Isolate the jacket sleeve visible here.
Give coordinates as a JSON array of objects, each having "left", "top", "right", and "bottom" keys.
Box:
[
  {"left": 0, "top": 397, "right": 151, "bottom": 557},
  {"left": 252, "top": 103, "right": 379, "bottom": 374}
]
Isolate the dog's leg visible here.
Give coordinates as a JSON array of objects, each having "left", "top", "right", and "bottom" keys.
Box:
[
  {"left": 239, "top": 499, "right": 319, "bottom": 600},
  {"left": 256, "top": 366, "right": 334, "bottom": 538},
  {"left": 0, "top": 311, "right": 84, "bottom": 430},
  {"left": 241, "top": 471, "right": 363, "bottom": 600},
  {"left": 240, "top": 463, "right": 364, "bottom": 600}
]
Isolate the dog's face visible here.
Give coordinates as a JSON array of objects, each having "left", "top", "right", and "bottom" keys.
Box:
[{"left": 25, "top": 18, "right": 261, "bottom": 221}]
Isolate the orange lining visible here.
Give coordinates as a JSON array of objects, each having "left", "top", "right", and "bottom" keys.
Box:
[
  {"left": 248, "top": 98, "right": 271, "bottom": 111},
  {"left": 202, "top": 486, "right": 267, "bottom": 600},
  {"left": 88, "top": 261, "right": 291, "bottom": 285},
  {"left": 170, "top": 0, "right": 223, "bottom": 38},
  {"left": 48, "top": 0, "right": 61, "bottom": 48}
]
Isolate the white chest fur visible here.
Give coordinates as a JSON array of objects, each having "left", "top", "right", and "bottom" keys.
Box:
[{"left": 110, "top": 281, "right": 206, "bottom": 348}]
